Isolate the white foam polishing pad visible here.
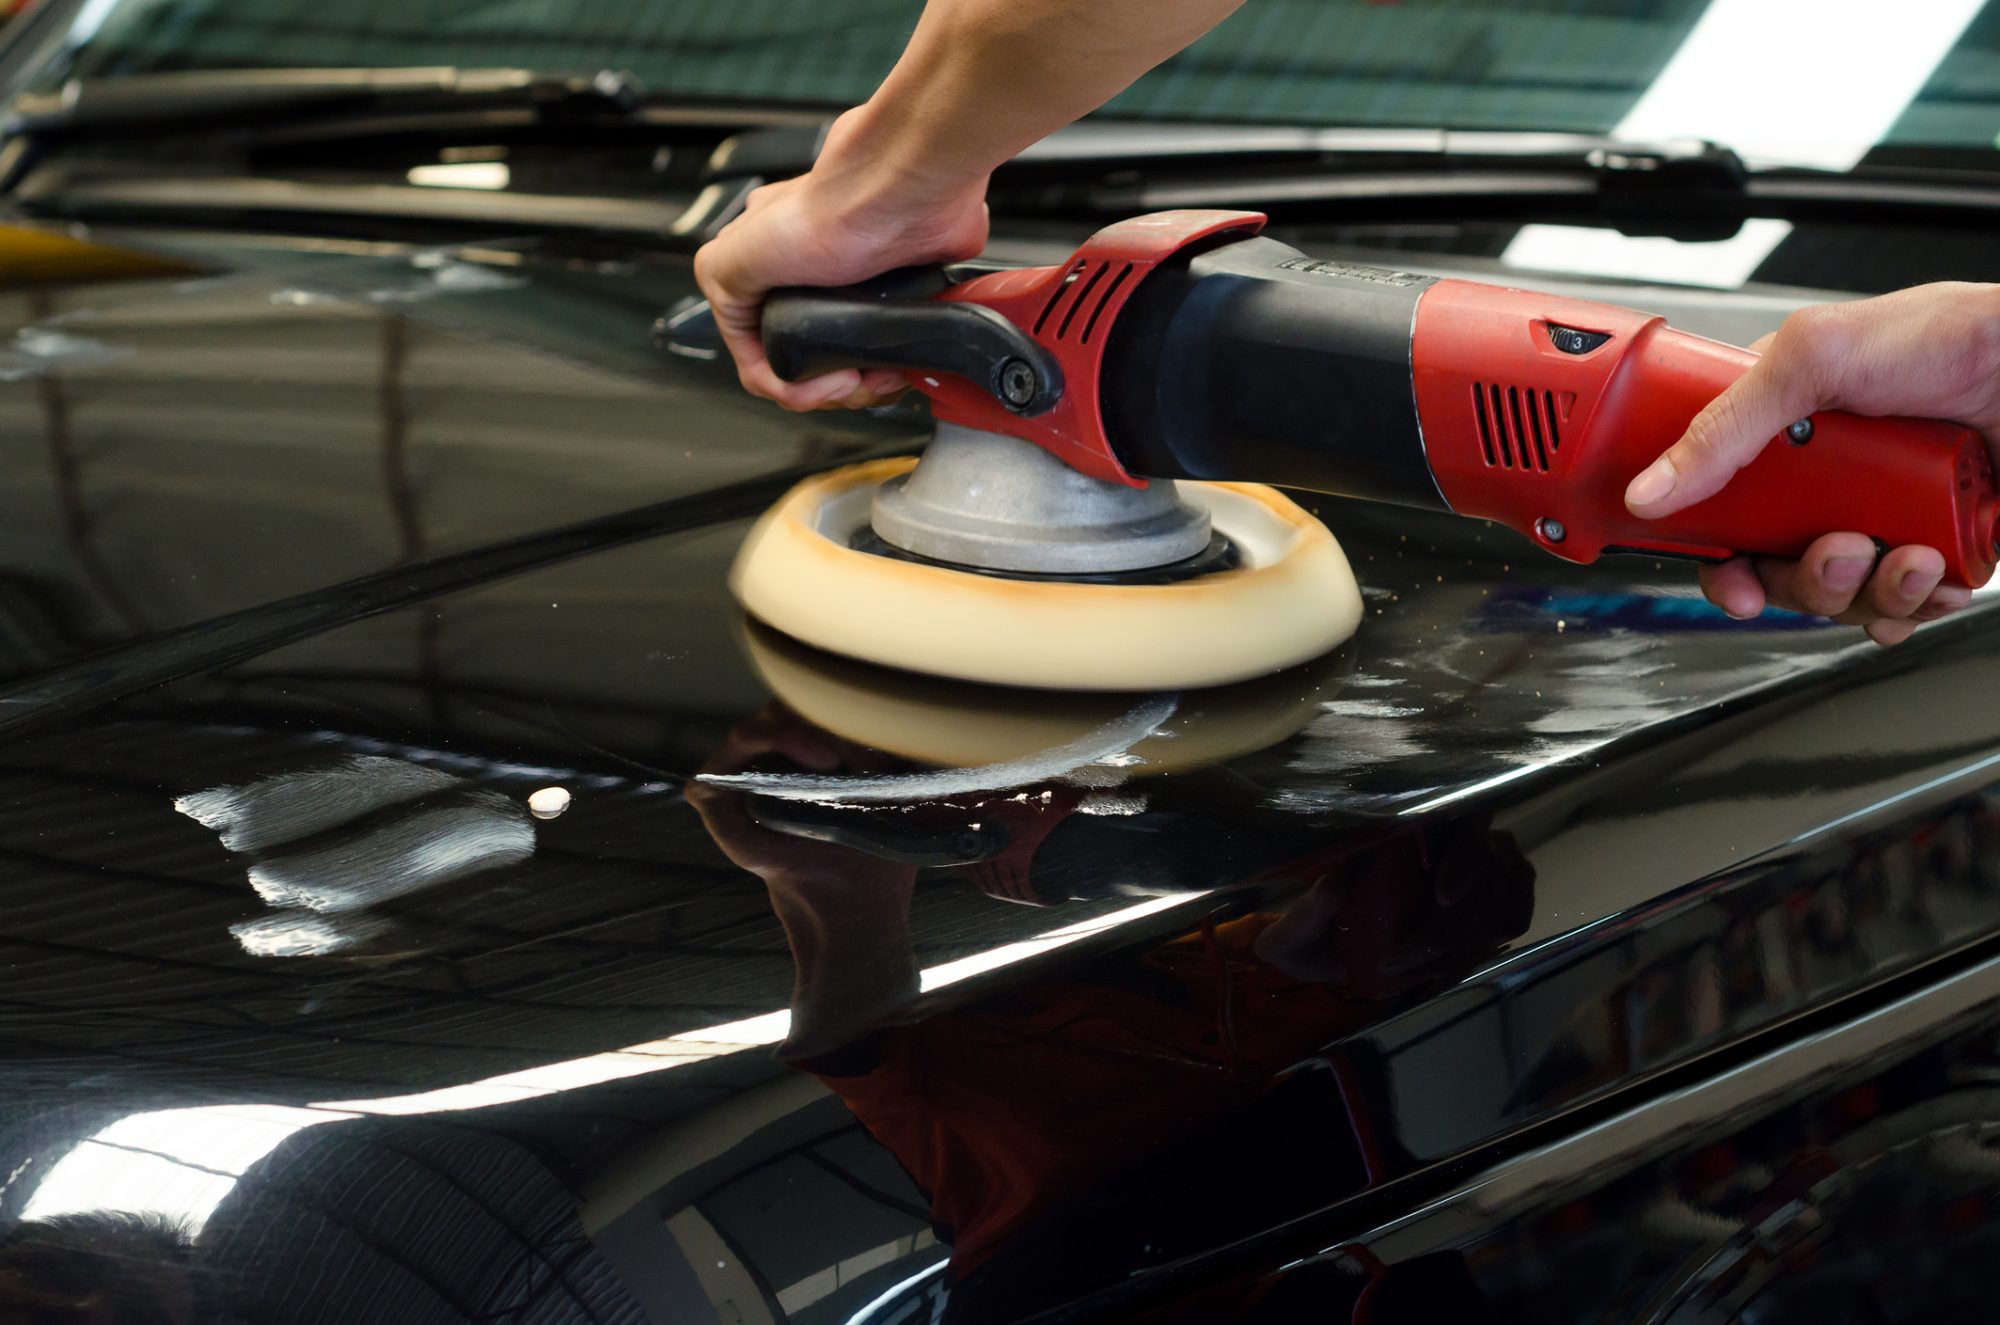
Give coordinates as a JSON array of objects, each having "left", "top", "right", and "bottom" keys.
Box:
[{"left": 729, "top": 458, "right": 1363, "bottom": 691}]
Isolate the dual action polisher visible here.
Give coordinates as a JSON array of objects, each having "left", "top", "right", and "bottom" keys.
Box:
[{"left": 730, "top": 210, "right": 2000, "bottom": 690}]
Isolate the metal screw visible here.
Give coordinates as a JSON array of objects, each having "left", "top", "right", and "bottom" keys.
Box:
[
  {"left": 1787, "top": 418, "right": 1814, "bottom": 445},
  {"left": 998, "top": 359, "right": 1039, "bottom": 409},
  {"left": 1538, "top": 517, "right": 1567, "bottom": 544}
]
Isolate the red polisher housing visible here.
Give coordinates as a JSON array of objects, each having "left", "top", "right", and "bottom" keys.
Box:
[
  {"left": 923, "top": 210, "right": 1265, "bottom": 485},
  {"left": 1410, "top": 279, "right": 2000, "bottom": 588}
]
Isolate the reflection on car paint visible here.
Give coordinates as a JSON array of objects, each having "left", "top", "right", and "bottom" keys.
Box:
[
  {"left": 700, "top": 693, "right": 1178, "bottom": 804},
  {"left": 4, "top": 229, "right": 2000, "bottom": 1322},
  {"left": 0, "top": 326, "right": 133, "bottom": 380},
  {"left": 1474, "top": 586, "right": 1829, "bottom": 633}
]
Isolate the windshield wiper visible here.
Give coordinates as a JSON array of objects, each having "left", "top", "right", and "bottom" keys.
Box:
[
  {"left": 697, "top": 119, "right": 2000, "bottom": 244},
  {"left": 692, "top": 122, "right": 1758, "bottom": 240},
  {"left": 3, "top": 66, "right": 647, "bottom": 140}
]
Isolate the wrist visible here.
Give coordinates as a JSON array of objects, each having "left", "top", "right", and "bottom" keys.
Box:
[{"left": 806, "top": 97, "right": 989, "bottom": 234}]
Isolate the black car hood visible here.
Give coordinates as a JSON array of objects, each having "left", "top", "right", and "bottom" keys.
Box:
[{"left": 4, "top": 227, "right": 2000, "bottom": 1323}]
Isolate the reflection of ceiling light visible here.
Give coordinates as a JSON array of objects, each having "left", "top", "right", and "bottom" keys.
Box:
[
  {"left": 843, "top": 1256, "right": 949, "bottom": 1325},
  {"left": 322, "top": 891, "right": 1210, "bottom": 1115},
  {"left": 21, "top": 1103, "right": 352, "bottom": 1235},
  {"left": 1502, "top": 218, "right": 1795, "bottom": 290},
  {"left": 1614, "top": 0, "right": 1984, "bottom": 172},
  {"left": 1503, "top": 0, "right": 1983, "bottom": 285},
  {"left": 407, "top": 161, "right": 512, "bottom": 190},
  {"left": 21, "top": 892, "right": 1209, "bottom": 1234}
]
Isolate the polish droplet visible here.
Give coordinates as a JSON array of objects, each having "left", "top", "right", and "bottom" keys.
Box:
[{"left": 528, "top": 787, "right": 572, "bottom": 820}]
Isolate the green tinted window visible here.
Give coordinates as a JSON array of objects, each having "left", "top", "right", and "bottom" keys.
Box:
[{"left": 31, "top": 0, "right": 2000, "bottom": 154}]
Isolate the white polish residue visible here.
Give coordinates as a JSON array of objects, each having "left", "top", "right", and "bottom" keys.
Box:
[
  {"left": 247, "top": 793, "right": 533, "bottom": 914},
  {"left": 528, "top": 786, "right": 572, "bottom": 820},
  {"left": 230, "top": 909, "right": 395, "bottom": 958},
  {"left": 181, "top": 758, "right": 538, "bottom": 942},
  {"left": 1077, "top": 791, "right": 1149, "bottom": 817},
  {"left": 701, "top": 695, "right": 1179, "bottom": 804},
  {"left": 176, "top": 754, "right": 460, "bottom": 854}
]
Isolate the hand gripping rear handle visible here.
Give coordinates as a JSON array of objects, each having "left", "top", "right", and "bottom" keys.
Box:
[{"left": 762, "top": 281, "right": 1064, "bottom": 415}]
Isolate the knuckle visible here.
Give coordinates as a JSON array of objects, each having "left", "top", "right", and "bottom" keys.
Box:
[
  {"left": 1959, "top": 288, "right": 2000, "bottom": 376},
  {"left": 1675, "top": 408, "right": 1730, "bottom": 463},
  {"left": 1675, "top": 399, "right": 1760, "bottom": 477},
  {"left": 1768, "top": 306, "right": 1852, "bottom": 398},
  {"left": 1776, "top": 303, "right": 1847, "bottom": 360},
  {"left": 692, "top": 244, "right": 725, "bottom": 296}
]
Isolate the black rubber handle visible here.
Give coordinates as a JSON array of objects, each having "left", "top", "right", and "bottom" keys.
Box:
[{"left": 762, "top": 283, "right": 1064, "bottom": 414}]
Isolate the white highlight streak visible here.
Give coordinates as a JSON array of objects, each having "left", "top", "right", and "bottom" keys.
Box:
[{"left": 699, "top": 695, "right": 1179, "bottom": 803}]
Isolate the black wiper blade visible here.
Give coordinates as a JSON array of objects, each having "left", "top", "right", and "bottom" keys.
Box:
[
  {"left": 4, "top": 65, "right": 645, "bottom": 139},
  {"left": 706, "top": 119, "right": 1742, "bottom": 181},
  {"left": 698, "top": 121, "right": 1756, "bottom": 240}
]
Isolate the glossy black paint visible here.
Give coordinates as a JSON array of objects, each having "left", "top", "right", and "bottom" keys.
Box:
[{"left": 1, "top": 217, "right": 1999, "bottom": 1325}]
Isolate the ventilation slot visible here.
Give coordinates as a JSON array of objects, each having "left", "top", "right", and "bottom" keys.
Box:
[
  {"left": 1055, "top": 262, "right": 1110, "bottom": 340},
  {"left": 1080, "top": 263, "right": 1133, "bottom": 344},
  {"left": 1472, "top": 384, "right": 1561, "bottom": 472},
  {"left": 1034, "top": 261, "right": 1088, "bottom": 336}
]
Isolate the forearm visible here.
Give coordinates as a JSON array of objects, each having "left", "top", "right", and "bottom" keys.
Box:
[
  {"left": 693, "top": 0, "right": 1242, "bottom": 409},
  {"left": 821, "top": 0, "right": 1246, "bottom": 209},
  {"left": 764, "top": 869, "right": 921, "bottom": 1060}
]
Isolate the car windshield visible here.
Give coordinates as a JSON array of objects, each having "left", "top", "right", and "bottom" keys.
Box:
[{"left": 20, "top": 0, "right": 2000, "bottom": 168}]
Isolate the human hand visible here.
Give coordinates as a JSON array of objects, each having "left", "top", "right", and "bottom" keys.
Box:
[
  {"left": 693, "top": 107, "right": 990, "bottom": 412},
  {"left": 1623, "top": 283, "right": 2000, "bottom": 644}
]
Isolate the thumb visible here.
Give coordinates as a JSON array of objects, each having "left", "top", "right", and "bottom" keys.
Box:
[{"left": 1625, "top": 344, "right": 1816, "bottom": 519}]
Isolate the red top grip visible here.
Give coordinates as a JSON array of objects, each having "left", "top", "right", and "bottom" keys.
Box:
[
  {"left": 921, "top": 210, "right": 1266, "bottom": 486},
  {"left": 1411, "top": 279, "right": 2000, "bottom": 590}
]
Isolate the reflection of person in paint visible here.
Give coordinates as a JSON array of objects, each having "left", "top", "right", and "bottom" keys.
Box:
[
  {"left": 0, "top": 1213, "right": 196, "bottom": 1325},
  {"left": 686, "top": 702, "right": 1535, "bottom": 1295}
]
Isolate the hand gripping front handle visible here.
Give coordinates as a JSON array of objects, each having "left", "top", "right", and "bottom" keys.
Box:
[{"left": 762, "top": 280, "right": 1064, "bottom": 415}]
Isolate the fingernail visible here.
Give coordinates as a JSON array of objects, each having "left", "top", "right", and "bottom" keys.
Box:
[
  {"left": 1625, "top": 460, "right": 1676, "bottom": 509},
  {"left": 1899, "top": 567, "right": 1942, "bottom": 601},
  {"left": 1824, "top": 557, "right": 1871, "bottom": 592}
]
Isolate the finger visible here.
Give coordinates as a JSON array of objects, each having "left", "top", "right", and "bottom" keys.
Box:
[
  {"left": 716, "top": 305, "right": 864, "bottom": 410},
  {"left": 1866, "top": 619, "right": 1919, "bottom": 647},
  {"left": 1698, "top": 557, "right": 1767, "bottom": 619},
  {"left": 1754, "top": 531, "right": 1879, "bottom": 617},
  {"left": 699, "top": 239, "right": 860, "bottom": 411},
  {"left": 819, "top": 378, "right": 904, "bottom": 411},
  {"left": 857, "top": 370, "right": 911, "bottom": 406},
  {"left": 1626, "top": 316, "right": 1831, "bottom": 519},
  {"left": 1914, "top": 585, "right": 1973, "bottom": 621},
  {"left": 1748, "top": 332, "right": 1777, "bottom": 354},
  {"left": 752, "top": 362, "right": 866, "bottom": 412},
  {"left": 1845, "top": 544, "right": 1945, "bottom": 623}
]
